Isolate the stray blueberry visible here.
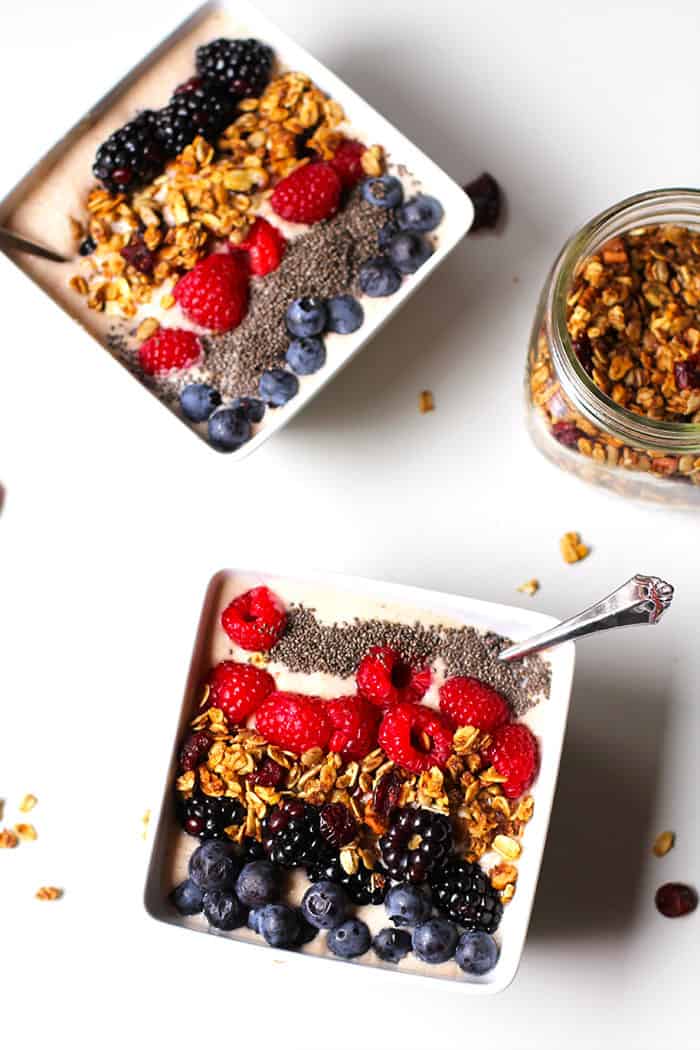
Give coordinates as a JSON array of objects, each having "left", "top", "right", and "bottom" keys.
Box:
[
  {"left": 207, "top": 405, "right": 251, "bottom": 452},
  {"left": 385, "top": 882, "right": 432, "bottom": 927},
  {"left": 372, "top": 927, "right": 412, "bottom": 964},
  {"left": 325, "top": 294, "right": 364, "bottom": 334},
  {"left": 259, "top": 903, "right": 301, "bottom": 948},
  {"left": 327, "top": 918, "right": 372, "bottom": 959},
  {"left": 202, "top": 888, "right": 246, "bottom": 931},
  {"left": 78, "top": 236, "right": 96, "bottom": 256},
  {"left": 397, "top": 194, "right": 444, "bottom": 232},
  {"left": 286, "top": 296, "right": 327, "bottom": 338},
  {"left": 248, "top": 906, "right": 265, "bottom": 933},
  {"left": 235, "top": 860, "right": 281, "bottom": 908},
  {"left": 301, "top": 880, "right": 347, "bottom": 929},
  {"left": 388, "top": 231, "right": 433, "bottom": 274},
  {"left": 170, "top": 879, "right": 204, "bottom": 916},
  {"left": 412, "top": 918, "right": 458, "bottom": 964},
  {"left": 455, "top": 930, "right": 500, "bottom": 975},
  {"left": 188, "top": 840, "right": 240, "bottom": 891},
  {"left": 358, "top": 256, "right": 402, "bottom": 298},
  {"left": 286, "top": 336, "right": 326, "bottom": 375},
  {"left": 295, "top": 911, "right": 319, "bottom": 946},
  {"left": 464, "top": 173, "right": 502, "bottom": 232},
  {"left": 231, "top": 396, "right": 265, "bottom": 424},
  {"left": 180, "top": 383, "right": 221, "bottom": 423},
  {"left": 259, "top": 368, "right": 299, "bottom": 406},
  {"left": 361, "top": 175, "right": 403, "bottom": 209}
]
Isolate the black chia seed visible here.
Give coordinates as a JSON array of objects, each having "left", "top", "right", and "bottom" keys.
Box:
[{"left": 269, "top": 605, "right": 551, "bottom": 718}]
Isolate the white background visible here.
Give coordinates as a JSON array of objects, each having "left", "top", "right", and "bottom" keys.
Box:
[{"left": 1, "top": 1, "right": 698, "bottom": 1047}]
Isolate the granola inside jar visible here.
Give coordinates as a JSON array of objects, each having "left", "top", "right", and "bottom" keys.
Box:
[{"left": 527, "top": 189, "right": 700, "bottom": 506}]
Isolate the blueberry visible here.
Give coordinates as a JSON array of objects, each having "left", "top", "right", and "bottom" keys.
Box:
[
  {"left": 372, "top": 927, "right": 412, "bottom": 964},
  {"left": 412, "top": 918, "right": 458, "bottom": 964},
  {"left": 286, "top": 336, "right": 326, "bottom": 375},
  {"left": 378, "top": 218, "right": 400, "bottom": 250},
  {"left": 325, "top": 294, "right": 364, "bottom": 334},
  {"left": 327, "top": 918, "right": 371, "bottom": 959},
  {"left": 295, "top": 911, "right": 319, "bottom": 946},
  {"left": 259, "top": 368, "right": 299, "bottom": 407},
  {"left": 301, "top": 880, "right": 347, "bottom": 929},
  {"left": 180, "top": 383, "right": 222, "bottom": 423},
  {"left": 358, "top": 256, "right": 402, "bottom": 297},
  {"left": 361, "top": 175, "right": 403, "bottom": 209},
  {"left": 388, "top": 231, "right": 433, "bottom": 274},
  {"left": 385, "top": 882, "right": 432, "bottom": 927},
  {"left": 286, "top": 296, "right": 328, "bottom": 338},
  {"left": 397, "top": 194, "right": 444, "bottom": 232},
  {"left": 207, "top": 406, "right": 251, "bottom": 452},
  {"left": 259, "top": 903, "right": 301, "bottom": 948},
  {"left": 78, "top": 236, "right": 96, "bottom": 256},
  {"left": 455, "top": 930, "right": 500, "bottom": 975},
  {"left": 248, "top": 906, "right": 265, "bottom": 934},
  {"left": 188, "top": 841, "right": 240, "bottom": 891},
  {"left": 235, "top": 860, "right": 281, "bottom": 908},
  {"left": 202, "top": 889, "right": 246, "bottom": 931},
  {"left": 231, "top": 396, "right": 265, "bottom": 424},
  {"left": 170, "top": 879, "right": 204, "bottom": 916}
]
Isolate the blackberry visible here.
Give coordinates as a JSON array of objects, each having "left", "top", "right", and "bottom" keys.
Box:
[
  {"left": 429, "top": 857, "right": 503, "bottom": 934},
  {"left": 155, "top": 82, "right": 238, "bottom": 157},
  {"left": 261, "top": 799, "right": 324, "bottom": 867},
  {"left": 307, "top": 852, "right": 388, "bottom": 906},
  {"left": 379, "top": 808, "right": 452, "bottom": 884},
  {"left": 179, "top": 791, "right": 244, "bottom": 842},
  {"left": 92, "top": 110, "right": 164, "bottom": 192},
  {"left": 195, "top": 38, "right": 274, "bottom": 98}
]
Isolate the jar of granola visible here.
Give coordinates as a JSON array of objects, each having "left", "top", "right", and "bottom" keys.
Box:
[{"left": 527, "top": 189, "right": 700, "bottom": 506}]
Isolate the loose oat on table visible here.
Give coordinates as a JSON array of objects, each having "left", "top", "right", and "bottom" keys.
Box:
[
  {"left": 419, "top": 390, "right": 435, "bottom": 413},
  {"left": 653, "top": 830, "right": 675, "bottom": 857},
  {"left": 14, "top": 823, "right": 37, "bottom": 842},
  {"left": 560, "top": 531, "right": 590, "bottom": 564},
  {"left": 517, "top": 578, "right": 540, "bottom": 596},
  {"left": 19, "top": 794, "right": 38, "bottom": 813},
  {"left": 35, "top": 886, "right": 62, "bottom": 901},
  {"left": 0, "top": 828, "right": 18, "bottom": 849}
]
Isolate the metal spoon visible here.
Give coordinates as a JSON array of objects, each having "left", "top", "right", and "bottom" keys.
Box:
[
  {"left": 498, "top": 574, "right": 674, "bottom": 662},
  {"left": 0, "top": 227, "right": 69, "bottom": 264}
]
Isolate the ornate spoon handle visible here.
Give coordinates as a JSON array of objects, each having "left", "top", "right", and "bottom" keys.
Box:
[{"left": 498, "top": 574, "right": 674, "bottom": 663}]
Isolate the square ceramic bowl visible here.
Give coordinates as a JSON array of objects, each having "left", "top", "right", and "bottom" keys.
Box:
[
  {"left": 144, "top": 568, "right": 575, "bottom": 994},
  {"left": 0, "top": 0, "right": 473, "bottom": 458}
]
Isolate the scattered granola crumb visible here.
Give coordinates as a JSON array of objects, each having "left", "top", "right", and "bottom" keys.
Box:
[
  {"left": 653, "top": 830, "right": 675, "bottom": 857},
  {"left": 517, "top": 579, "right": 539, "bottom": 596},
  {"left": 141, "top": 809, "right": 151, "bottom": 840},
  {"left": 19, "top": 794, "right": 37, "bottom": 813},
  {"left": 14, "top": 823, "right": 37, "bottom": 842},
  {"left": 419, "top": 390, "right": 435, "bottom": 413},
  {"left": 560, "top": 531, "right": 590, "bottom": 564},
  {"left": 35, "top": 886, "right": 62, "bottom": 901},
  {"left": 0, "top": 828, "right": 18, "bottom": 849}
]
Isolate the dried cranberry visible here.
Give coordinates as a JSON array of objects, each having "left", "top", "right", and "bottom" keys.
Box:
[
  {"left": 572, "top": 333, "right": 593, "bottom": 375},
  {"left": 464, "top": 173, "right": 501, "bottom": 232},
  {"left": 655, "top": 882, "right": 698, "bottom": 918},
  {"left": 178, "top": 730, "right": 213, "bottom": 772},
  {"left": 249, "top": 758, "right": 284, "bottom": 788},
  {"left": 674, "top": 355, "right": 700, "bottom": 391},
  {"left": 121, "top": 235, "right": 156, "bottom": 275},
  {"left": 319, "top": 803, "right": 358, "bottom": 847},
  {"left": 551, "top": 421, "right": 584, "bottom": 449},
  {"left": 372, "top": 768, "right": 404, "bottom": 821}
]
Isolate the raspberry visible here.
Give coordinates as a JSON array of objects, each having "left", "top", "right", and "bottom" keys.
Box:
[
  {"left": 178, "top": 730, "right": 213, "bottom": 772},
  {"left": 207, "top": 660, "right": 275, "bottom": 723},
  {"left": 329, "top": 139, "right": 366, "bottom": 188},
  {"left": 356, "top": 646, "right": 431, "bottom": 708},
  {"left": 138, "top": 328, "right": 201, "bottom": 375},
  {"left": 439, "top": 676, "right": 510, "bottom": 732},
  {"left": 326, "top": 695, "right": 380, "bottom": 759},
  {"left": 232, "top": 217, "right": 286, "bottom": 276},
  {"left": 488, "top": 723, "right": 539, "bottom": 798},
  {"left": 220, "top": 586, "right": 286, "bottom": 651},
  {"left": 174, "top": 253, "right": 248, "bottom": 332},
  {"left": 270, "top": 162, "right": 342, "bottom": 224},
  {"left": 378, "top": 703, "right": 452, "bottom": 774},
  {"left": 255, "top": 692, "right": 331, "bottom": 754}
]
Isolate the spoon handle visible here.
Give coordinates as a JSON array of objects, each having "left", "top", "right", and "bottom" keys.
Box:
[
  {"left": 0, "top": 227, "right": 69, "bottom": 264},
  {"left": 498, "top": 574, "right": 674, "bottom": 663}
]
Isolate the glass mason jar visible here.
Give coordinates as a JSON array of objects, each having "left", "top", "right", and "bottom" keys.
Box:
[{"left": 526, "top": 189, "right": 700, "bottom": 507}]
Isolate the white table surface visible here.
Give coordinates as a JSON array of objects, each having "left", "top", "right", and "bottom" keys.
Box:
[{"left": 1, "top": 1, "right": 698, "bottom": 1046}]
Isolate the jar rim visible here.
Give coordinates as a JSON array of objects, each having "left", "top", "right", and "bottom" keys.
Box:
[{"left": 547, "top": 187, "right": 700, "bottom": 454}]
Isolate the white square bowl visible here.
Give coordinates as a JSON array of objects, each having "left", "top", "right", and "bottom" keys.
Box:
[
  {"left": 144, "top": 567, "right": 575, "bottom": 994},
  {"left": 0, "top": 0, "right": 473, "bottom": 459}
]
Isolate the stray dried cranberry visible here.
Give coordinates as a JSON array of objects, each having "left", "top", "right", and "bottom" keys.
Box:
[
  {"left": 551, "top": 421, "right": 584, "bottom": 449},
  {"left": 674, "top": 354, "right": 700, "bottom": 392},
  {"left": 572, "top": 333, "right": 593, "bottom": 375},
  {"left": 464, "top": 173, "right": 502, "bottom": 232},
  {"left": 372, "top": 768, "right": 404, "bottom": 821},
  {"left": 121, "top": 235, "right": 156, "bottom": 275},
  {"left": 655, "top": 882, "right": 698, "bottom": 918},
  {"left": 178, "top": 730, "right": 213, "bottom": 772},
  {"left": 249, "top": 758, "right": 284, "bottom": 788},
  {"left": 319, "top": 802, "right": 358, "bottom": 847}
]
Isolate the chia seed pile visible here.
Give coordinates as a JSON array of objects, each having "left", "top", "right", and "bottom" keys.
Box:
[{"left": 268, "top": 605, "right": 551, "bottom": 717}]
